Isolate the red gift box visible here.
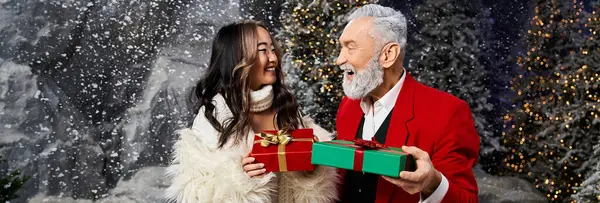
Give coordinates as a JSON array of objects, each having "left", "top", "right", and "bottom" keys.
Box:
[{"left": 250, "top": 128, "right": 315, "bottom": 172}]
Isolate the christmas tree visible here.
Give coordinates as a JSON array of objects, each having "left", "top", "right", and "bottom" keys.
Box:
[
  {"left": 407, "top": 0, "right": 500, "bottom": 171},
  {"left": 572, "top": 3, "right": 600, "bottom": 202},
  {"left": 0, "top": 156, "right": 29, "bottom": 202},
  {"left": 278, "top": 0, "right": 377, "bottom": 131},
  {"left": 502, "top": 0, "right": 600, "bottom": 202}
]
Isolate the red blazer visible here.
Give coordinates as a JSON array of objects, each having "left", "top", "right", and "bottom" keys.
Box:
[{"left": 335, "top": 73, "right": 479, "bottom": 203}]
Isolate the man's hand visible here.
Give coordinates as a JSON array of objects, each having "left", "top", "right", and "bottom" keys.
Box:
[{"left": 382, "top": 146, "right": 442, "bottom": 198}]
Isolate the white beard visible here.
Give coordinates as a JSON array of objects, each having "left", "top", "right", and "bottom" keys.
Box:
[{"left": 341, "top": 56, "right": 384, "bottom": 100}]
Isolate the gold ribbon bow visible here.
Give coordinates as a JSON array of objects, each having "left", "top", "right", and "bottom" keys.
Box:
[
  {"left": 254, "top": 129, "right": 315, "bottom": 172},
  {"left": 257, "top": 130, "right": 292, "bottom": 147}
]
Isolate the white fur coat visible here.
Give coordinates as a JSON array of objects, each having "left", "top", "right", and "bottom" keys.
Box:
[{"left": 164, "top": 94, "right": 340, "bottom": 203}]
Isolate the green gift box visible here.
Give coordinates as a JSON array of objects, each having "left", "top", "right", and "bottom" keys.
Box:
[{"left": 311, "top": 140, "right": 415, "bottom": 178}]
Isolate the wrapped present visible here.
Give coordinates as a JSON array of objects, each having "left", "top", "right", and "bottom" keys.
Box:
[
  {"left": 311, "top": 139, "right": 415, "bottom": 178},
  {"left": 250, "top": 129, "right": 315, "bottom": 172}
]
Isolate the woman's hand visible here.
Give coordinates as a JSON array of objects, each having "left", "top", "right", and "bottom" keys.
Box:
[{"left": 242, "top": 152, "right": 267, "bottom": 177}]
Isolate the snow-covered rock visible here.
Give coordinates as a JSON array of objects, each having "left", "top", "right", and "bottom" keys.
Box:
[{"left": 475, "top": 167, "right": 548, "bottom": 203}]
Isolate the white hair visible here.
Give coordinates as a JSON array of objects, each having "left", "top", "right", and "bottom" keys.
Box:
[{"left": 347, "top": 4, "right": 408, "bottom": 51}]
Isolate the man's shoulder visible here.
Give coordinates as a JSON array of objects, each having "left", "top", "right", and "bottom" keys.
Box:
[
  {"left": 338, "top": 96, "right": 361, "bottom": 110},
  {"left": 413, "top": 81, "right": 467, "bottom": 109},
  {"left": 409, "top": 81, "right": 475, "bottom": 137}
]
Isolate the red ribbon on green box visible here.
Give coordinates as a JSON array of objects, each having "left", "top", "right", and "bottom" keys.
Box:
[
  {"left": 311, "top": 140, "right": 415, "bottom": 178},
  {"left": 354, "top": 147, "right": 364, "bottom": 171}
]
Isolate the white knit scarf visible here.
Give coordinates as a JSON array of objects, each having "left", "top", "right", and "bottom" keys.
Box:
[{"left": 250, "top": 85, "right": 274, "bottom": 112}]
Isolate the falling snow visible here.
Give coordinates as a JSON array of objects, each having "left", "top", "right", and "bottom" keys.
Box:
[{"left": 0, "top": 0, "right": 597, "bottom": 202}]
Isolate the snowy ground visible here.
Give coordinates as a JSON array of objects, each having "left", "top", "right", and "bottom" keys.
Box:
[{"left": 24, "top": 166, "right": 548, "bottom": 203}]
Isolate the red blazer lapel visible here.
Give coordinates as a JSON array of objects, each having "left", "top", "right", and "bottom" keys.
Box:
[
  {"left": 336, "top": 73, "right": 417, "bottom": 143},
  {"left": 336, "top": 73, "right": 419, "bottom": 203},
  {"left": 384, "top": 73, "right": 416, "bottom": 147},
  {"left": 376, "top": 73, "right": 418, "bottom": 203},
  {"left": 335, "top": 97, "right": 364, "bottom": 141}
]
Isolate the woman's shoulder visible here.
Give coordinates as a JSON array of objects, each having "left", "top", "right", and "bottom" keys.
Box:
[
  {"left": 210, "top": 93, "right": 233, "bottom": 123},
  {"left": 188, "top": 93, "right": 234, "bottom": 149},
  {"left": 192, "top": 93, "right": 231, "bottom": 126},
  {"left": 189, "top": 112, "right": 220, "bottom": 149}
]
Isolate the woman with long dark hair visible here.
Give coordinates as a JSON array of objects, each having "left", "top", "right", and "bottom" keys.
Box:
[{"left": 165, "top": 20, "right": 339, "bottom": 203}]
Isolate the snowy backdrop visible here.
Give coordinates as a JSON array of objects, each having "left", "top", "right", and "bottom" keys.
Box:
[
  {"left": 1, "top": 0, "right": 240, "bottom": 201},
  {"left": 1, "top": 0, "right": 598, "bottom": 202}
]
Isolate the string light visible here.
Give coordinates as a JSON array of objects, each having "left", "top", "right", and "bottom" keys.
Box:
[
  {"left": 280, "top": 0, "right": 373, "bottom": 129},
  {"left": 503, "top": 1, "right": 600, "bottom": 202}
]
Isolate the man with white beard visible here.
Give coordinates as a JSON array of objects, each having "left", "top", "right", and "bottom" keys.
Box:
[{"left": 334, "top": 4, "right": 480, "bottom": 203}]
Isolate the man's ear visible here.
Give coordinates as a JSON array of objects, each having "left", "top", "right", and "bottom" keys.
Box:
[{"left": 379, "top": 42, "right": 401, "bottom": 69}]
